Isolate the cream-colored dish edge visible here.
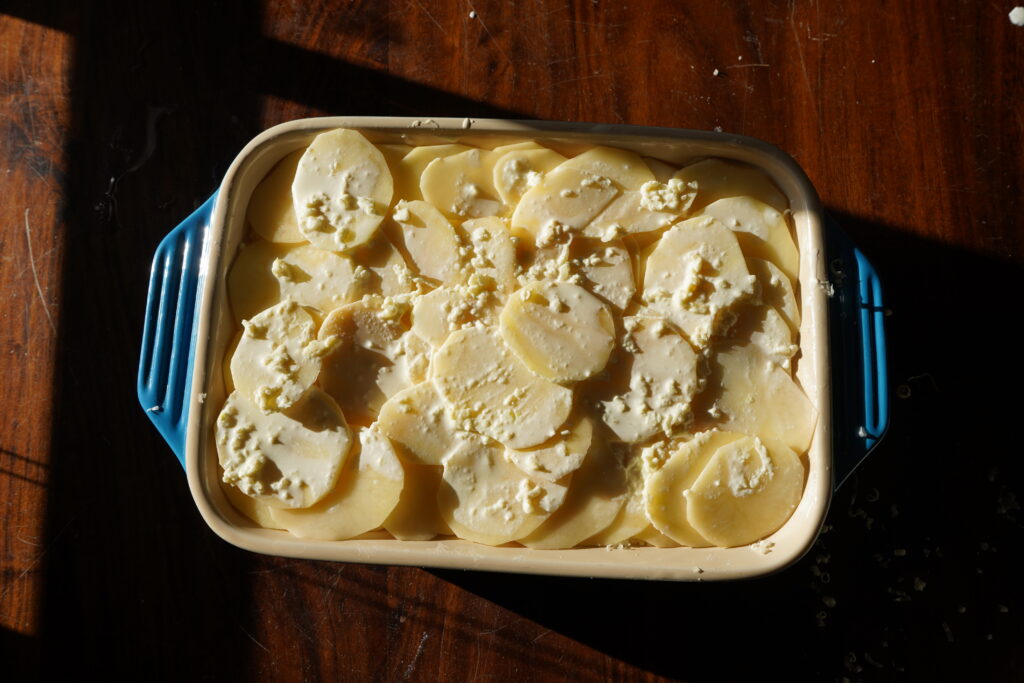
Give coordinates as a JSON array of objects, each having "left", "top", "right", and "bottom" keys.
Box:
[{"left": 186, "top": 117, "right": 832, "bottom": 581}]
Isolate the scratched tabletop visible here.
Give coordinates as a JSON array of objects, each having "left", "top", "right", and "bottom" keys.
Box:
[{"left": 2, "top": 1, "right": 1023, "bottom": 680}]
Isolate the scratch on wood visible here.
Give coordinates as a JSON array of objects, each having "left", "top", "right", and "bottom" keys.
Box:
[
  {"left": 788, "top": 2, "right": 823, "bottom": 139},
  {"left": 531, "top": 628, "right": 551, "bottom": 643},
  {"left": 24, "top": 209, "right": 56, "bottom": 334},
  {"left": 402, "top": 631, "right": 429, "bottom": 679},
  {"left": 724, "top": 63, "right": 770, "bottom": 69},
  {"left": 409, "top": 0, "right": 445, "bottom": 34},
  {"left": 240, "top": 625, "right": 270, "bottom": 653},
  {"left": 469, "top": 4, "right": 512, "bottom": 66}
]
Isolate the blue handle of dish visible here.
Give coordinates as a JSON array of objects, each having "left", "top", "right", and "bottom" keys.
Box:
[
  {"left": 825, "top": 215, "right": 890, "bottom": 489},
  {"left": 137, "top": 194, "right": 217, "bottom": 469}
]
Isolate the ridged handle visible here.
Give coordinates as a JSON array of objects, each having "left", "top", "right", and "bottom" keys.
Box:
[
  {"left": 825, "top": 216, "right": 890, "bottom": 489},
  {"left": 137, "top": 194, "right": 216, "bottom": 468}
]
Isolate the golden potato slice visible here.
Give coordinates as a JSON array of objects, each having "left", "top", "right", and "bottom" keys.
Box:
[
  {"left": 247, "top": 149, "right": 304, "bottom": 243},
  {"left": 674, "top": 158, "right": 788, "bottom": 213},
  {"left": 377, "top": 382, "right": 461, "bottom": 466},
  {"left": 383, "top": 463, "right": 452, "bottom": 540},
  {"left": 700, "top": 196, "right": 799, "bottom": 285},
  {"left": 421, "top": 147, "right": 505, "bottom": 219},
  {"left": 270, "top": 244, "right": 368, "bottom": 314},
  {"left": 227, "top": 239, "right": 290, "bottom": 322},
  {"left": 389, "top": 199, "right": 464, "bottom": 284},
  {"left": 493, "top": 146, "right": 567, "bottom": 207},
  {"left": 505, "top": 413, "right": 593, "bottom": 482}
]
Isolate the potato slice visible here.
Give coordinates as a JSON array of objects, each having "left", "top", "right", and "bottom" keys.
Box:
[
  {"left": 583, "top": 178, "right": 695, "bottom": 240},
  {"left": 575, "top": 241, "right": 636, "bottom": 310},
  {"left": 248, "top": 149, "right": 304, "bottom": 243},
  {"left": 583, "top": 447, "right": 648, "bottom": 546},
  {"left": 270, "top": 244, "right": 368, "bottom": 313},
  {"left": 506, "top": 413, "right": 593, "bottom": 482},
  {"left": 269, "top": 424, "right": 405, "bottom": 540},
  {"left": 642, "top": 215, "right": 756, "bottom": 347},
  {"left": 500, "top": 281, "right": 615, "bottom": 383},
  {"left": 644, "top": 157, "right": 678, "bottom": 183},
  {"left": 724, "top": 306, "right": 799, "bottom": 370},
  {"left": 292, "top": 129, "right": 393, "bottom": 252},
  {"left": 644, "top": 430, "right": 745, "bottom": 546},
  {"left": 221, "top": 481, "right": 283, "bottom": 529},
  {"left": 600, "top": 316, "right": 702, "bottom": 443},
  {"left": 560, "top": 146, "right": 655, "bottom": 190},
  {"left": 395, "top": 144, "right": 472, "bottom": 202},
  {"left": 461, "top": 216, "right": 518, "bottom": 293},
  {"left": 700, "top": 196, "right": 799, "bottom": 284},
  {"left": 748, "top": 257, "right": 800, "bottom": 335},
  {"left": 216, "top": 388, "right": 352, "bottom": 508},
  {"left": 421, "top": 147, "right": 505, "bottom": 219},
  {"left": 389, "top": 199, "right": 465, "bottom": 284},
  {"left": 377, "top": 382, "right": 461, "bottom": 466},
  {"left": 317, "top": 298, "right": 420, "bottom": 424},
  {"left": 383, "top": 463, "right": 452, "bottom": 540},
  {"left": 714, "top": 344, "right": 817, "bottom": 453},
  {"left": 510, "top": 165, "right": 620, "bottom": 243},
  {"left": 227, "top": 240, "right": 289, "bottom": 322},
  {"left": 411, "top": 285, "right": 499, "bottom": 349},
  {"left": 674, "top": 158, "right": 788, "bottom": 213},
  {"left": 439, "top": 434, "right": 568, "bottom": 545},
  {"left": 432, "top": 326, "right": 573, "bottom": 449},
  {"left": 632, "top": 525, "right": 681, "bottom": 547},
  {"left": 520, "top": 441, "right": 627, "bottom": 549},
  {"left": 686, "top": 436, "right": 804, "bottom": 547},
  {"left": 349, "top": 233, "right": 417, "bottom": 298},
  {"left": 230, "top": 300, "right": 325, "bottom": 413},
  {"left": 493, "top": 146, "right": 567, "bottom": 207}
]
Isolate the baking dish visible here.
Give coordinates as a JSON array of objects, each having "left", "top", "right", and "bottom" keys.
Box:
[{"left": 137, "top": 117, "right": 888, "bottom": 580}]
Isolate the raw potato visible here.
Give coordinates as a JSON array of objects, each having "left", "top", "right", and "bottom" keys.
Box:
[
  {"left": 600, "top": 315, "right": 702, "bottom": 443},
  {"left": 317, "top": 298, "right": 416, "bottom": 424},
  {"left": 271, "top": 244, "right": 367, "bottom": 313},
  {"left": 583, "top": 176, "right": 696, "bottom": 240},
  {"left": 633, "top": 525, "right": 681, "bottom": 547},
  {"left": 216, "top": 388, "right": 352, "bottom": 508},
  {"left": 713, "top": 344, "right": 818, "bottom": 453},
  {"left": 500, "top": 281, "right": 615, "bottom": 383},
  {"left": 700, "top": 196, "right": 799, "bottom": 285},
  {"left": 377, "top": 382, "right": 461, "bottom": 466},
  {"left": 510, "top": 165, "right": 620, "bottom": 242},
  {"left": 726, "top": 305, "right": 798, "bottom": 369},
  {"left": 411, "top": 286, "right": 499, "bottom": 348},
  {"left": 227, "top": 240, "right": 289, "bottom": 322},
  {"left": 642, "top": 215, "right": 756, "bottom": 347},
  {"left": 559, "top": 146, "right": 655, "bottom": 190},
  {"left": 421, "top": 147, "right": 505, "bottom": 219},
  {"left": 384, "top": 463, "right": 452, "bottom": 540},
  {"left": 230, "top": 300, "right": 324, "bottom": 413},
  {"left": 461, "top": 216, "right": 518, "bottom": 293},
  {"left": 350, "top": 233, "right": 418, "bottom": 298},
  {"left": 390, "top": 200, "right": 464, "bottom": 284},
  {"left": 686, "top": 436, "right": 804, "bottom": 547},
  {"left": 748, "top": 257, "right": 800, "bottom": 335},
  {"left": 506, "top": 413, "right": 593, "bottom": 482},
  {"left": 576, "top": 241, "right": 636, "bottom": 310},
  {"left": 395, "top": 144, "right": 472, "bottom": 202},
  {"left": 439, "top": 435, "right": 568, "bottom": 545},
  {"left": 222, "top": 482, "right": 282, "bottom": 529},
  {"left": 493, "top": 146, "right": 567, "bottom": 206},
  {"left": 248, "top": 149, "right": 305, "bottom": 243},
  {"left": 586, "top": 449, "right": 648, "bottom": 546},
  {"left": 377, "top": 143, "right": 414, "bottom": 208},
  {"left": 644, "top": 157, "right": 678, "bottom": 183},
  {"left": 432, "top": 326, "right": 574, "bottom": 450},
  {"left": 269, "top": 424, "right": 405, "bottom": 540},
  {"left": 644, "top": 430, "right": 745, "bottom": 546},
  {"left": 675, "top": 158, "right": 788, "bottom": 213},
  {"left": 520, "top": 441, "right": 627, "bottom": 550}
]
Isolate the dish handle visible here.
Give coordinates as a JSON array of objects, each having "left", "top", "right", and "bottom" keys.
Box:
[
  {"left": 137, "top": 194, "right": 217, "bottom": 469},
  {"left": 824, "top": 215, "right": 890, "bottom": 489}
]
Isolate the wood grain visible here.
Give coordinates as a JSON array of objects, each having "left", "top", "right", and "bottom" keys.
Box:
[{"left": 1, "top": 0, "right": 1022, "bottom": 680}]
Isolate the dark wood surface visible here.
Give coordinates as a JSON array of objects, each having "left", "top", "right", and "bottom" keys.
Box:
[{"left": 2, "top": 1, "right": 1022, "bottom": 680}]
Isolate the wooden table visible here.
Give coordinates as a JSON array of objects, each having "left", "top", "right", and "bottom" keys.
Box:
[{"left": 2, "top": 1, "right": 1022, "bottom": 679}]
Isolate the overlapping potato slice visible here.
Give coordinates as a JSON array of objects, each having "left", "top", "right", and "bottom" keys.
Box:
[
  {"left": 421, "top": 147, "right": 506, "bottom": 219},
  {"left": 675, "top": 158, "right": 788, "bottom": 213},
  {"left": 216, "top": 388, "right": 352, "bottom": 508},
  {"left": 383, "top": 463, "right": 452, "bottom": 540},
  {"left": 747, "top": 257, "right": 800, "bottom": 334},
  {"left": 700, "top": 197, "right": 799, "bottom": 284},
  {"left": 389, "top": 199, "right": 464, "bottom": 284},
  {"left": 575, "top": 241, "right": 636, "bottom": 310},
  {"left": 506, "top": 413, "right": 593, "bottom": 482},
  {"left": 584, "top": 178, "right": 696, "bottom": 240},
  {"left": 377, "top": 382, "right": 461, "bottom": 466},
  {"left": 500, "top": 281, "right": 615, "bottom": 383},
  {"left": 493, "top": 145, "right": 567, "bottom": 206},
  {"left": 644, "top": 430, "right": 745, "bottom": 546},
  {"left": 270, "top": 244, "right": 368, "bottom": 313},
  {"left": 230, "top": 299, "right": 325, "bottom": 413},
  {"left": 411, "top": 285, "right": 499, "bottom": 348},
  {"left": 560, "top": 146, "right": 655, "bottom": 190},
  {"left": 439, "top": 434, "right": 568, "bottom": 545},
  {"left": 222, "top": 482, "right": 282, "bottom": 529},
  {"left": 350, "top": 233, "right": 419, "bottom": 298},
  {"left": 724, "top": 305, "right": 799, "bottom": 369},
  {"left": 317, "top": 297, "right": 420, "bottom": 424},
  {"left": 644, "top": 157, "right": 678, "bottom": 183},
  {"left": 632, "top": 525, "right": 681, "bottom": 547},
  {"left": 461, "top": 216, "right": 517, "bottom": 293},
  {"left": 510, "top": 166, "right": 620, "bottom": 243},
  {"left": 642, "top": 215, "right": 756, "bottom": 347},
  {"left": 520, "top": 441, "right": 627, "bottom": 549},
  {"left": 227, "top": 239, "right": 289, "bottom": 322},
  {"left": 248, "top": 149, "right": 305, "bottom": 243},
  {"left": 600, "top": 315, "right": 702, "bottom": 443},
  {"left": 269, "top": 424, "right": 405, "bottom": 540},
  {"left": 583, "top": 447, "right": 648, "bottom": 546},
  {"left": 712, "top": 344, "right": 817, "bottom": 453},
  {"left": 394, "top": 144, "right": 472, "bottom": 202},
  {"left": 686, "top": 436, "right": 804, "bottom": 547},
  {"left": 432, "top": 326, "right": 573, "bottom": 449},
  {"left": 292, "top": 129, "right": 393, "bottom": 252}
]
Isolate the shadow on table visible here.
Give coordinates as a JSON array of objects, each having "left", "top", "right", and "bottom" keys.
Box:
[{"left": 434, "top": 213, "right": 1024, "bottom": 682}]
